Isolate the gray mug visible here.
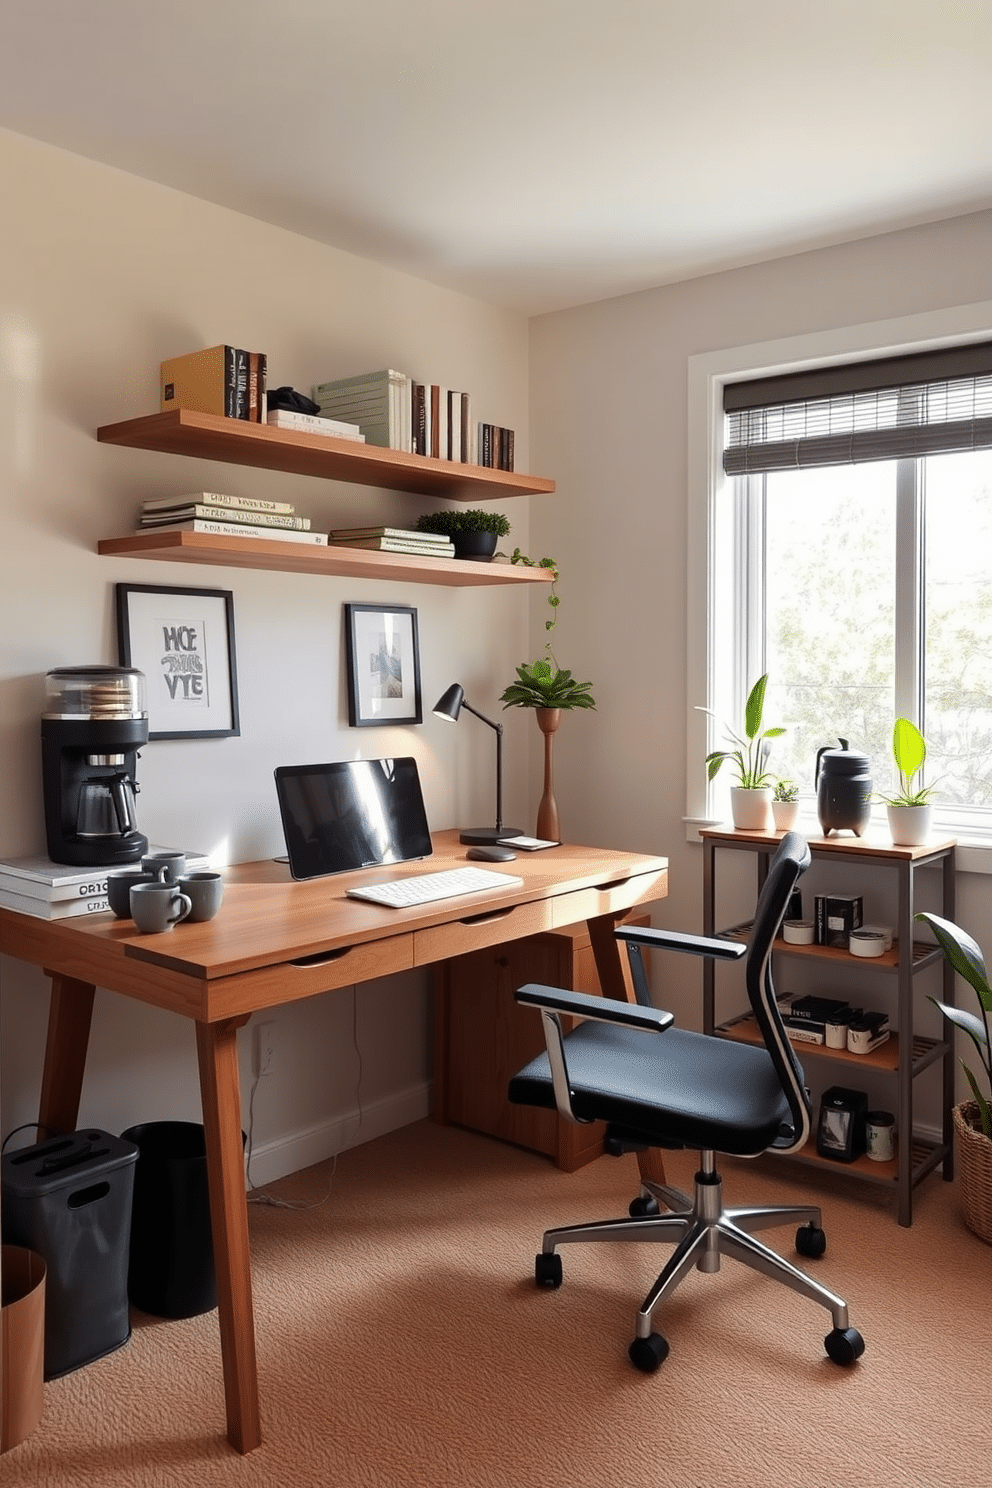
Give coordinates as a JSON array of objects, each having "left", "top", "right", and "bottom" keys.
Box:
[
  {"left": 130, "top": 880, "right": 192, "bottom": 933},
  {"left": 141, "top": 852, "right": 187, "bottom": 885},
  {"left": 107, "top": 869, "right": 157, "bottom": 918},
  {"left": 178, "top": 871, "right": 224, "bottom": 922}
]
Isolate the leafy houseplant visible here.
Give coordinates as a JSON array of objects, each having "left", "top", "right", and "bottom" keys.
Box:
[
  {"left": 880, "top": 718, "right": 934, "bottom": 845},
  {"left": 773, "top": 779, "right": 799, "bottom": 804},
  {"left": 416, "top": 507, "right": 511, "bottom": 561},
  {"left": 698, "top": 674, "right": 785, "bottom": 830},
  {"left": 915, "top": 911, "right": 992, "bottom": 1242}
]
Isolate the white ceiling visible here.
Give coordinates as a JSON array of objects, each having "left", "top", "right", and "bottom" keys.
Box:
[{"left": 3, "top": 0, "right": 991, "bottom": 316}]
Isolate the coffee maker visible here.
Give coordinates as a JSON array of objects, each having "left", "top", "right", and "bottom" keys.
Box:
[{"left": 41, "top": 666, "right": 150, "bottom": 866}]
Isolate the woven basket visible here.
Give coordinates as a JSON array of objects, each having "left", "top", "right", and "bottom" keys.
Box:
[{"left": 953, "top": 1101, "right": 992, "bottom": 1245}]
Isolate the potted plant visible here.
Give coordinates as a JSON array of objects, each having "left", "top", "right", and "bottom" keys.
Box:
[
  {"left": 499, "top": 552, "right": 595, "bottom": 839},
  {"left": 880, "top": 718, "right": 934, "bottom": 845},
  {"left": 415, "top": 507, "right": 510, "bottom": 561},
  {"left": 772, "top": 778, "right": 800, "bottom": 832},
  {"left": 698, "top": 673, "right": 786, "bottom": 831},
  {"left": 914, "top": 911, "right": 992, "bottom": 1244}
]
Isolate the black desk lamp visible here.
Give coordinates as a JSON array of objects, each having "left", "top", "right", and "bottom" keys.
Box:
[{"left": 433, "top": 683, "right": 523, "bottom": 845}]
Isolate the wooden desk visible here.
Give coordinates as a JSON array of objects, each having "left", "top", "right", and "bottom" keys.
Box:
[{"left": 0, "top": 831, "right": 668, "bottom": 1454}]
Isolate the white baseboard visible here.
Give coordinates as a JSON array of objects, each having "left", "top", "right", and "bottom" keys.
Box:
[{"left": 244, "top": 1081, "right": 432, "bottom": 1188}]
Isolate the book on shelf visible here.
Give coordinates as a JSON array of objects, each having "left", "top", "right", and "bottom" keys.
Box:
[
  {"left": 477, "top": 422, "right": 515, "bottom": 471},
  {"left": 265, "top": 408, "right": 365, "bottom": 441},
  {"left": 160, "top": 344, "right": 267, "bottom": 421},
  {"left": 311, "top": 369, "right": 412, "bottom": 452},
  {"left": 140, "top": 505, "right": 312, "bottom": 530},
  {"left": 330, "top": 536, "right": 455, "bottom": 556},
  {"left": 328, "top": 525, "right": 452, "bottom": 543},
  {"left": 135, "top": 518, "right": 328, "bottom": 545},
  {"left": 140, "top": 490, "right": 297, "bottom": 515}
]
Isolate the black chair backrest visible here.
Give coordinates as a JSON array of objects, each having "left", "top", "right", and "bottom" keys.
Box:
[{"left": 745, "top": 831, "right": 812, "bottom": 1152}]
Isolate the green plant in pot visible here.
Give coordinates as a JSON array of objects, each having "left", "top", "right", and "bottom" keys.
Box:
[
  {"left": 697, "top": 673, "right": 786, "bottom": 831},
  {"left": 880, "top": 718, "right": 934, "bottom": 846},
  {"left": 415, "top": 507, "right": 510, "bottom": 561},
  {"left": 771, "top": 777, "right": 800, "bottom": 832},
  {"left": 914, "top": 911, "right": 992, "bottom": 1243},
  {"left": 498, "top": 551, "right": 595, "bottom": 839}
]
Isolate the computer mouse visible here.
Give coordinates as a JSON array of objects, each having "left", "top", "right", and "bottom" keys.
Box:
[{"left": 466, "top": 845, "right": 517, "bottom": 862}]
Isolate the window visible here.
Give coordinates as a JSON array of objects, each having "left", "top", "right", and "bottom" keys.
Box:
[{"left": 686, "top": 308, "right": 992, "bottom": 855}]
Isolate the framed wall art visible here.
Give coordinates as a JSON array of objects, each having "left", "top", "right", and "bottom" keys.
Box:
[
  {"left": 344, "top": 603, "right": 422, "bottom": 727},
  {"left": 115, "top": 583, "right": 240, "bottom": 739}
]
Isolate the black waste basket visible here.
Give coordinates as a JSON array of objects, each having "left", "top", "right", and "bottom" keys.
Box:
[
  {"left": 1, "top": 1129, "right": 138, "bottom": 1378},
  {"left": 122, "top": 1121, "right": 223, "bottom": 1319}
]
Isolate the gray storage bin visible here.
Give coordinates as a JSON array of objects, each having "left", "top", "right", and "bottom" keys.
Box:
[{"left": 1, "top": 1129, "right": 137, "bottom": 1378}]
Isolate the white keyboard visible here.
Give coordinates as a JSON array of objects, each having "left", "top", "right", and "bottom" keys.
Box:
[{"left": 346, "top": 865, "right": 523, "bottom": 908}]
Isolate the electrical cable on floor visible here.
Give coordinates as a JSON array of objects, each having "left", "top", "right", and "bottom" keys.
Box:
[{"left": 245, "top": 987, "right": 364, "bottom": 1211}]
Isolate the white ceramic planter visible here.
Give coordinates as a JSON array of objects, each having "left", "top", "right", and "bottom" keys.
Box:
[
  {"left": 887, "top": 803, "right": 932, "bottom": 846},
  {"left": 772, "top": 800, "right": 800, "bottom": 831},
  {"left": 730, "top": 786, "right": 773, "bottom": 832}
]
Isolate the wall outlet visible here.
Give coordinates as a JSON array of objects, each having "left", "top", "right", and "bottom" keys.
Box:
[{"left": 253, "top": 1020, "right": 276, "bottom": 1078}]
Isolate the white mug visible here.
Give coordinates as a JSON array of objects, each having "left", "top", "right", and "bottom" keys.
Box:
[{"left": 866, "top": 1110, "right": 895, "bottom": 1162}]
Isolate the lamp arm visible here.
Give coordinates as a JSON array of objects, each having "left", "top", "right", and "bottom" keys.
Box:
[{"left": 459, "top": 699, "right": 504, "bottom": 832}]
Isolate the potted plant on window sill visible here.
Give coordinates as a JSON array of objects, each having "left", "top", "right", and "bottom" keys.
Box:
[
  {"left": 772, "top": 778, "right": 800, "bottom": 832},
  {"left": 880, "top": 718, "right": 934, "bottom": 846},
  {"left": 698, "top": 674, "right": 786, "bottom": 832},
  {"left": 415, "top": 507, "right": 511, "bottom": 561},
  {"left": 915, "top": 910, "right": 992, "bottom": 1244},
  {"left": 499, "top": 552, "right": 595, "bottom": 839}
]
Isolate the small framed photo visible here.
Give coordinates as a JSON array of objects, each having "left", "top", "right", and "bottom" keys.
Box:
[
  {"left": 344, "top": 603, "right": 422, "bottom": 727},
  {"left": 115, "top": 583, "right": 240, "bottom": 740}
]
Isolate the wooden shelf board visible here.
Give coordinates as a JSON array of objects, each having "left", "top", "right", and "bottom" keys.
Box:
[
  {"left": 718, "top": 1012, "right": 907, "bottom": 1072},
  {"left": 96, "top": 409, "right": 556, "bottom": 500},
  {"left": 718, "top": 920, "right": 941, "bottom": 972},
  {"left": 700, "top": 824, "right": 956, "bottom": 864},
  {"left": 96, "top": 530, "right": 558, "bottom": 585}
]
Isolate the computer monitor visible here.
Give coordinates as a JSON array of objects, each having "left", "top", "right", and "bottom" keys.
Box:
[{"left": 274, "top": 757, "right": 433, "bottom": 880}]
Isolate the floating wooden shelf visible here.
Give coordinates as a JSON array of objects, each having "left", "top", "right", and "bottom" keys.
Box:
[
  {"left": 96, "top": 529, "right": 557, "bottom": 586},
  {"left": 96, "top": 409, "right": 557, "bottom": 501}
]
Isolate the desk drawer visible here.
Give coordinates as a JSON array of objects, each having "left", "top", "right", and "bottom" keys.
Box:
[
  {"left": 551, "top": 871, "right": 668, "bottom": 929},
  {"left": 205, "top": 933, "right": 415, "bottom": 1019},
  {"left": 414, "top": 897, "right": 555, "bottom": 964}
]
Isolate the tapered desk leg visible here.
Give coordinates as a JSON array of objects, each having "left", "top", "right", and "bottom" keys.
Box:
[
  {"left": 587, "top": 912, "right": 668, "bottom": 1188},
  {"left": 195, "top": 1016, "right": 261, "bottom": 1455},
  {"left": 38, "top": 973, "right": 95, "bottom": 1134}
]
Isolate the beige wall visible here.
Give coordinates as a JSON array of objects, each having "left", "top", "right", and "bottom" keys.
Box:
[
  {"left": 528, "top": 211, "right": 992, "bottom": 1106},
  {"left": 0, "top": 127, "right": 539, "bottom": 1176}
]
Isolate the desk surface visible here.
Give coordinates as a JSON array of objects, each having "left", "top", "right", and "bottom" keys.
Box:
[{"left": 0, "top": 831, "right": 669, "bottom": 1023}]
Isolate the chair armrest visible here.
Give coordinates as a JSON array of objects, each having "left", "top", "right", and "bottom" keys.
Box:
[
  {"left": 615, "top": 925, "right": 747, "bottom": 962},
  {"left": 515, "top": 983, "right": 674, "bottom": 1033}
]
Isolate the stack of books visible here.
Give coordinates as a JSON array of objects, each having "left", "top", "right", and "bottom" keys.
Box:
[
  {"left": 265, "top": 407, "right": 365, "bottom": 441},
  {"left": 0, "top": 849, "right": 210, "bottom": 920},
  {"left": 160, "top": 344, "right": 267, "bottom": 422},
  {"left": 312, "top": 369, "right": 412, "bottom": 452},
  {"left": 136, "top": 491, "right": 328, "bottom": 546},
  {"left": 311, "top": 368, "right": 513, "bottom": 467},
  {"left": 328, "top": 525, "right": 456, "bottom": 558}
]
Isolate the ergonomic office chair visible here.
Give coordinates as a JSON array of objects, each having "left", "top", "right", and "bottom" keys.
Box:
[{"left": 508, "top": 832, "right": 865, "bottom": 1373}]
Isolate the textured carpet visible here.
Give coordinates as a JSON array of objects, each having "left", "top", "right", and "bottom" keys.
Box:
[{"left": 3, "top": 1119, "right": 988, "bottom": 1487}]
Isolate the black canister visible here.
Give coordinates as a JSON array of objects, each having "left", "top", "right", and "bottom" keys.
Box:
[{"left": 815, "top": 738, "right": 872, "bottom": 837}]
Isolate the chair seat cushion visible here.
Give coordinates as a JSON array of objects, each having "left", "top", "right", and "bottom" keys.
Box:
[{"left": 508, "top": 1021, "right": 798, "bottom": 1156}]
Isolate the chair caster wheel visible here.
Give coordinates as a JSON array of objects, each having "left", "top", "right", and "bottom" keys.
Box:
[
  {"left": 796, "top": 1222, "right": 827, "bottom": 1258},
  {"left": 535, "top": 1252, "right": 563, "bottom": 1289},
  {"left": 629, "top": 1194, "right": 660, "bottom": 1218},
  {"left": 628, "top": 1333, "right": 669, "bottom": 1372},
  {"left": 825, "top": 1326, "right": 865, "bottom": 1366}
]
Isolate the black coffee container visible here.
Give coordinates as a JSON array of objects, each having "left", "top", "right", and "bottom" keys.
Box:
[{"left": 815, "top": 738, "right": 872, "bottom": 837}]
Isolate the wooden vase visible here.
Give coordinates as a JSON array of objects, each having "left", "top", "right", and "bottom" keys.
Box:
[{"left": 535, "top": 707, "right": 562, "bottom": 840}]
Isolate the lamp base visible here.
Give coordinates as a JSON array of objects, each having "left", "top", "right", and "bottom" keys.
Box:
[{"left": 458, "top": 826, "right": 525, "bottom": 846}]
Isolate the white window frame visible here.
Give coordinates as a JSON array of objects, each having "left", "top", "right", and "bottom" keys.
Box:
[{"left": 686, "top": 299, "right": 992, "bottom": 873}]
